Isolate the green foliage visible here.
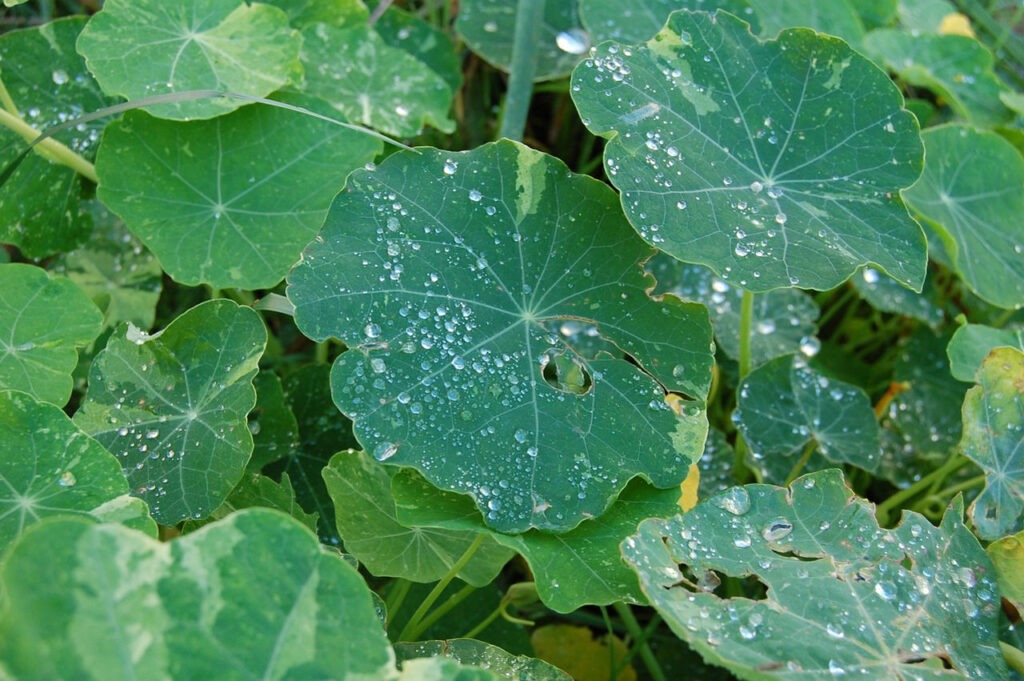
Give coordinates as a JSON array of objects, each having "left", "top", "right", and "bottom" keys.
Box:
[{"left": 2, "top": 1, "right": 1023, "bottom": 678}]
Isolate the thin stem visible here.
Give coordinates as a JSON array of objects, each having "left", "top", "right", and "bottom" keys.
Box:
[
  {"left": 1003, "top": 641, "right": 1024, "bottom": 675},
  {"left": 732, "top": 289, "right": 756, "bottom": 482},
  {"left": 611, "top": 611, "right": 663, "bottom": 679},
  {"left": 462, "top": 604, "right": 503, "bottom": 640},
  {"left": 368, "top": 0, "right": 393, "bottom": 24},
  {"left": 0, "top": 77, "right": 19, "bottom": 115},
  {"left": 875, "top": 454, "right": 969, "bottom": 524},
  {"left": 783, "top": 441, "right": 817, "bottom": 486},
  {"left": 611, "top": 603, "right": 667, "bottom": 681},
  {"left": 314, "top": 341, "right": 330, "bottom": 365},
  {"left": 397, "top": 534, "right": 485, "bottom": 641},
  {"left": 403, "top": 582, "right": 477, "bottom": 641},
  {"left": 932, "top": 474, "right": 986, "bottom": 499},
  {"left": 497, "top": 0, "right": 543, "bottom": 141},
  {"left": 384, "top": 578, "right": 412, "bottom": 630},
  {"left": 0, "top": 108, "right": 97, "bottom": 183}
]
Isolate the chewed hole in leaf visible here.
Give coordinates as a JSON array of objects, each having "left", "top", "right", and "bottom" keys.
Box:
[{"left": 540, "top": 349, "right": 593, "bottom": 396}]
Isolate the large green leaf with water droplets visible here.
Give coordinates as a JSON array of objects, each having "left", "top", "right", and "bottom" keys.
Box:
[
  {"left": 395, "top": 639, "right": 570, "bottom": 681},
  {"left": 0, "top": 390, "right": 154, "bottom": 551},
  {"left": 580, "top": 0, "right": 758, "bottom": 44},
  {"left": 571, "top": 9, "right": 926, "bottom": 292},
  {"left": 902, "top": 125, "right": 1024, "bottom": 310},
  {"left": 0, "top": 264, "right": 103, "bottom": 406},
  {"left": 76, "top": 0, "right": 301, "bottom": 120},
  {"left": 73, "top": 300, "right": 266, "bottom": 525},
  {"left": 735, "top": 354, "right": 881, "bottom": 482},
  {"left": 622, "top": 469, "right": 1010, "bottom": 680},
  {"left": 0, "top": 510, "right": 399, "bottom": 681},
  {"left": 948, "top": 323, "right": 1024, "bottom": 382},
  {"left": 288, "top": 139, "right": 713, "bottom": 533},
  {"left": 960, "top": 347, "right": 1024, "bottom": 540}
]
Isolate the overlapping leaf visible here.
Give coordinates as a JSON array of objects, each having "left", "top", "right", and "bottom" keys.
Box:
[
  {"left": 579, "top": 0, "right": 758, "bottom": 45},
  {"left": 572, "top": 9, "right": 926, "bottom": 292},
  {"left": 903, "top": 125, "right": 1024, "bottom": 310},
  {"left": 960, "top": 347, "right": 1024, "bottom": 540},
  {"left": 288, "top": 140, "right": 713, "bottom": 533},
  {"left": 745, "top": 0, "right": 865, "bottom": 44},
  {"left": 181, "top": 472, "right": 317, "bottom": 535},
  {"left": 0, "top": 264, "right": 103, "bottom": 405},
  {"left": 74, "top": 300, "right": 266, "bottom": 524},
  {"left": 395, "top": 640, "right": 570, "bottom": 681},
  {"left": 76, "top": 0, "right": 301, "bottom": 120},
  {"left": 622, "top": 470, "right": 1010, "bottom": 679},
  {"left": 948, "top": 323, "right": 1024, "bottom": 382},
  {"left": 852, "top": 266, "right": 943, "bottom": 326}
]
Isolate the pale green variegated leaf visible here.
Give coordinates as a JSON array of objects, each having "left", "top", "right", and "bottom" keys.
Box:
[
  {"left": 960, "top": 347, "right": 1024, "bottom": 540},
  {"left": 322, "top": 450, "right": 514, "bottom": 586},
  {"left": 572, "top": 10, "right": 926, "bottom": 292},
  {"left": 395, "top": 640, "right": 570, "bottom": 681},
  {"left": 948, "top": 323, "right": 1024, "bottom": 382},
  {"left": 735, "top": 354, "right": 881, "bottom": 482},
  {"left": 398, "top": 658, "right": 502, "bottom": 681},
  {"left": 0, "top": 390, "right": 155, "bottom": 551},
  {"left": 95, "top": 97, "right": 380, "bottom": 290},
  {"left": 987, "top": 531, "right": 1024, "bottom": 614},
  {"left": 288, "top": 140, "right": 713, "bottom": 533},
  {"left": 261, "top": 0, "right": 368, "bottom": 28},
  {"left": 903, "top": 125, "right": 1024, "bottom": 310},
  {"left": 0, "top": 264, "right": 103, "bottom": 406},
  {"left": 898, "top": 0, "right": 959, "bottom": 33},
  {"left": 0, "top": 17, "right": 113, "bottom": 258},
  {"left": 579, "top": 0, "right": 758, "bottom": 45},
  {"left": 0, "top": 510, "right": 398, "bottom": 681},
  {"left": 74, "top": 300, "right": 266, "bottom": 525},
  {"left": 622, "top": 470, "right": 1010, "bottom": 679},
  {"left": 375, "top": 6, "right": 464, "bottom": 94},
  {"left": 76, "top": 0, "right": 301, "bottom": 120}
]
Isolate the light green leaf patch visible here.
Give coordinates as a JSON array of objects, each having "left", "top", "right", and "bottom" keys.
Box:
[
  {"left": 0, "top": 510, "right": 397, "bottom": 681},
  {"left": 395, "top": 639, "right": 570, "bottom": 681},
  {"left": 261, "top": 0, "right": 369, "bottom": 28},
  {"left": 0, "top": 264, "right": 103, "bottom": 406},
  {"left": 322, "top": 450, "right": 514, "bottom": 586},
  {"left": 288, "top": 140, "right": 714, "bottom": 533},
  {"left": 0, "top": 390, "right": 154, "bottom": 552},
  {"left": 74, "top": 300, "right": 266, "bottom": 525},
  {"left": 76, "top": 0, "right": 301, "bottom": 120},
  {"left": 735, "top": 354, "right": 881, "bottom": 482},
  {"left": 622, "top": 470, "right": 1010, "bottom": 680},
  {"left": 960, "top": 347, "right": 1024, "bottom": 540},
  {"left": 897, "top": 0, "right": 959, "bottom": 33},
  {"left": 903, "top": 125, "right": 1024, "bottom": 310},
  {"left": 95, "top": 96, "right": 380, "bottom": 290},
  {"left": 579, "top": 0, "right": 759, "bottom": 45},
  {"left": 948, "top": 323, "right": 1024, "bottom": 382},
  {"left": 572, "top": 9, "right": 926, "bottom": 292},
  {"left": 375, "top": 6, "right": 464, "bottom": 94}
]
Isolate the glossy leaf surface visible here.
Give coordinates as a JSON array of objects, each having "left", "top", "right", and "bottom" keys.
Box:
[
  {"left": 948, "top": 323, "right": 1024, "bottom": 382},
  {"left": 579, "top": 0, "right": 758, "bottom": 45},
  {"left": 395, "top": 639, "right": 570, "bottom": 681}
]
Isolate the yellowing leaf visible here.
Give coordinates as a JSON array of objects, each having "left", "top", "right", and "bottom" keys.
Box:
[
  {"left": 531, "top": 624, "right": 636, "bottom": 681},
  {"left": 939, "top": 12, "right": 975, "bottom": 37},
  {"left": 987, "top": 532, "right": 1024, "bottom": 612},
  {"left": 679, "top": 464, "right": 700, "bottom": 512}
]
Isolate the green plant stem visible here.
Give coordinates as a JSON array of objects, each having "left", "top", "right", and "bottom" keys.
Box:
[
  {"left": 461, "top": 603, "right": 503, "bottom": 640},
  {"left": 732, "top": 289, "right": 756, "bottom": 482},
  {"left": 314, "top": 341, "right": 330, "bottom": 365},
  {"left": 384, "top": 578, "right": 412, "bottom": 626},
  {"left": 403, "top": 582, "right": 477, "bottom": 641},
  {"left": 783, "top": 441, "right": 817, "bottom": 486},
  {"left": 932, "top": 474, "right": 986, "bottom": 500},
  {"left": 875, "top": 454, "right": 969, "bottom": 524},
  {"left": 0, "top": 107, "right": 98, "bottom": 184},
  {"left": 397, "top": 533, "right": 485, "bottom": 641},
  {"left": 1003, "top": 642, "right": 1024, "bottom": 674},
  {"left": 815, "top": 284, "right": 857, "bottom": 330},
  {"left": 611, "top": 603, "right": 667, "bottom": 681},
  {"left": 611, "top": 610, "right": 663, "bottom": 679},
  {"left": 0, "top": 78, "right": 19, "bottom": 115},
  {"left": 497, "top": 0, "right": 544, "bottom": 141}
]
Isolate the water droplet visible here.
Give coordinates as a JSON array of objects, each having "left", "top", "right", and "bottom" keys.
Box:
[
  {"left": 750, "top": 181, "right": 763, "bottom": 193},
  {"left": 861, "top": 268, "right": 879, "bottom": 284},
  {"left": 468, "top": 189, "right": 483, "bottom": 202},
  {"left": 373, "top": 441, "right": 398, "bottom": 461},
  {"left": 370, "top": 358, "right": 387, "bottom": 374},
  {"left": 826, "top": 623, "right": 844, "bottom": 639},
  {"left": 364, "top": 323, "right": 381, "bottom": 339},
  {"left": 443, "top": 159, "right": 458, "bottom": 175},
  {"left": 756, "top": 319, "right": 776, "bottom": 334},
  {"left": 874, "top": 581, "right": 896, "bottom": 601},
  {"left": 145, "top": 430, "right": 159, "bottom": 439},
  {"left": 761, "top": 518, "right": 793, "bottom": 542},
  {"left": 483, "top": 21, "right": 498, "bottom": 32},
  {"left": 713, "top": 487, "right": 751, "bottom": 515},
  {"left": 555, "top": 27, "right": 591, "bottom": 55},
  {"left": 828, "top": 660, "right": 846, "bottom": 676},
  {"left": 774, "top": 212, "right": 788, "bottom": 225},
  {"left": 58, "top": 471, "right": 76, "bottom": 487},
  {"left": 514, "top": 429, "right": 528, "bottom": 444},
  {"left": 798, "top": 336, "right": 821, "bottom": 357},
  {"left": 52, "top": 69, "right": 69, "bottom": 85},
  {"left": 394, "top": 105, "right": 409, "bottom": 117}
]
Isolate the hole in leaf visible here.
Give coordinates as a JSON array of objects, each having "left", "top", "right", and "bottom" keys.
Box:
[{"left": 540, "top": 349, "right": 593, "bottom": 395}]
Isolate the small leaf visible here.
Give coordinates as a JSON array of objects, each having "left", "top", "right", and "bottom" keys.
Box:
[
  {"left": 246, "top": 370, "right": 300, "bottom": 472},
  {"left": 182, "top": 472, "right": 318, "bottom": 534},
  {"left": 288, "top": 139, "right": 713, "bottom": 533},
  {"left": 0, "top": 263, "right": 103, "bottom": 406},
  {"left": 987, "top": 531, "right": 1024, "bottom": 614},
  {"left": 903, "top": 125, "right": 1024, "bottom": 310},
  {"left": 960, "top": 347, "right": 1024, "bottom": 540},
  {"left": 74, "top": 300, "right": 266, "bottom": 525},
  {"left": 95, "top": 96, "right": 380, "bottom": 290},
  {"left": 579, "top": 0, "right": 759, "bottom": 45},
  {"left": 622, "top": 470, "right": 1010, "bottom": 679},
  {"left": 948, "top": 323, "right": 1024, "bottom": 383},
  {"left": 76, "top": 0, "right": 301, "bottom": 120},
  {"left": 572, "top": 9, "right": 926, "bottom": 292},
  {"left": 0, "top": 510, "right": 397, "bottom": 680},
  {"left": 0, "top": 390, "right": 154, "bottom": 551},
  {"left": 394, "top": 639, "right": 571, "bottom": 681}
]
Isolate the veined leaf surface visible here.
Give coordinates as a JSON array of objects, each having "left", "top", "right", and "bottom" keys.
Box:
[{"left": 579, "top": 0, "right": 758, "bottom": 45}]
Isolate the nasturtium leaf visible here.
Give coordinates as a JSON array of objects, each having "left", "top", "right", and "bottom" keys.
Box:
[
  {"left": 0, "top": 17, "right": 113, "bottom": 258},
  {"left": 246, "top": 370, "right": 300, "bottom": 471},
  {"left": 898, "top": 0, "right": 959, "bottom": 33},
  {"left": 288, "top": 139, "right": 714, "bottom": 533},
  {"left": 398, "top": 658, "right": 503, "bottom": 681},
  {"left": 375, "top": 6, "right": 464, "bottom": 94},
  {"left": 299, "top": 23, "right": 455, "bottom": 137},
  {"left": 622, "top": 469, "right": 1010, "bottom": 680},
  {"left": 74, "top": 300, "right": 266, "bottom": 525},
  {"left": 0, "top": 510, "right": 398, "bottom": 681},
  {"left": 735, "top": 354, "right": 881, "bottom": 482},
  {"left": 855, "top": 0, "right": 898, "bottom": 30},
  {"left": 531, "top": 625, "right": 636, "bottom": 681},
  {"left": 571, "top": 9, "right": 926, "bottom": 293},
  {"left": 903, "top": 126, "right": 1024, "bottom": 310},
  {"left": 745, "top": 0, "right": 865, "bottom": 44},
  {"left": 456, "top": 0, "right": 589, "bottom": 81},
  {"left": 393, "top": 471, "right": 681, "bottom": 612},
  {"left": 395, "top": 640, "right": 571, "bottom": 681},
  {"left": 648, "top": 254, "right": 819, "bottom": 366},
  {"left": 863, "top": 30, "right": 1011, "bottom": 127},
  {"left": 0, "top": 390, "right": 154, "bottom": 550},
  {"left": 579, "top": 0, "right": 758, "bottom": 45},
  {"left": 96, "top": 98, "right": 380, "bottom": 290},
  {"left": 987, "top": 531, "right": 1024, "bottom": 613},
  {"left": 182, "top": 472, "right": 318, "bottom": 534},
  {"left": 0, "top": 264, "right": 103, "bottom": 406},
  {"left": 322, "top": 450, "right": 514, "bottom": 586},
  {"left": 76, "top": 0, "right": 301, "bottom": 120},
  {"left": 261, "top": 0, "right": 368, "bottom": 28},
  {"left": 852, "top": 266, "right": 943, "bottom": 327},
  {"left": 948, "top": 324, "right": 1024, "bottom": 382},
  {"left": 960, "top": 347, "right": 1024, "bottom": 540}
]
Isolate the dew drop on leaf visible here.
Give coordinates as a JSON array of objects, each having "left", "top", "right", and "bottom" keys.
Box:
[
  {"left": 555, "top": 28, "right": 590, "bottom": 55},
  {"left": 713, "top": 487, "right": 751, "bottom": 515},
  {"left": 58, "top": 471, "right": 76, "bottom": 487}
]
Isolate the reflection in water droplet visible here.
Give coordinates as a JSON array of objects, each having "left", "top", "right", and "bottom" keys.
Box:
[
  {"left": 443, "top": 159, "right": 458, "bottom": 175},
  {"left": 861, "top": 268, "right": 879, "bottom": 284},
  {"left": 58, "top": 471, "right": 77, "bottom": 487},
  {"left": 468, "top": 189, "right": 483, "bottom": 202},
  {"left": 761, "top": 518, "right": 793, "bottom": 542},
  {"left": 555, "top": 28, "right": 591, "bottom": 55},
  {"left": 373, "top": 441, "right": 399, "bottom": 461},
  {"left": 713, "top": 487, "right": 751, "bottom": 515},
  {"left": 798, "top": 336, "right": 821, "bottom": 357}
]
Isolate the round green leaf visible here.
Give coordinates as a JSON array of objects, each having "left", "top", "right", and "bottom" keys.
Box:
[
  {"left": 571, "top": 9, "right": 926, "bottom": 292},
  {"left": 948, "top": 323, "right": 1024, "bottom": 383},
  {"left": 903, "top": 125, "right": 1024, "bottom": 310},
  {"left": 580, "top": 0, "right": 758, "bottom": 45},
  {"left": 960, "top": 347, "right": 1024, "bottom": 540},
  {"left": 735, "top": 354, "right": 882, "bottom": 481},
  {"left": 0, "top": 263, "right": 103, "bottom": 406},
  {"left": 288, "top": 140, "right": 714, "bottom": 533},
  {"left": 76, "top": 0, "right": 301, "bottom": 120},
  {"left": 96, "top": 99, "right": 380, "bottom": 289},
  {"left": 73, "top": 300, "right": 266, "bottom": 525},
  {"left": 0, "top": 510, "right": 396, "bottom": 680},
  {"left": 0, "top": 390, "right": 154, "bottom": 551},
  {"left": 622, "top": 470, "right": 1010, "bottom": 679}
]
